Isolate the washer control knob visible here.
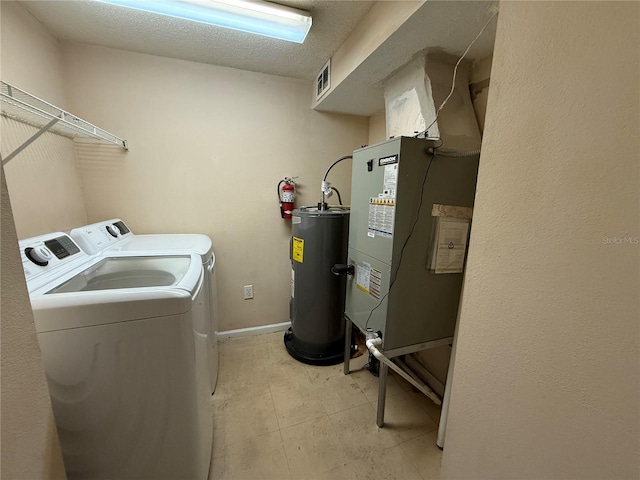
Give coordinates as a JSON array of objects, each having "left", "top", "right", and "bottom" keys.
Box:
[
  {"left": 25, "top": 246, "right": 52, "bottom": 266},
  {"left": 106, "top": 225, "right": 120, "bottom": 238}
]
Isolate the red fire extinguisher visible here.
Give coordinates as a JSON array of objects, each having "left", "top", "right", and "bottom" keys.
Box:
[{"left": 278, "top": 177, "right": 296, "bottom": 219}]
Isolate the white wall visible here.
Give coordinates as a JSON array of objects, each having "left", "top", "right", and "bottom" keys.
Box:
[
  {"left": 1, "top": 1, "right": 88, "bottom": 238},
  {"left": 442, "top": 2, "right": 639, "bottom": 479},
  {"left": 368, "top": 111, "right": 386, "bottom": 145},
  {"left": 61, "top": 42, "right": 368, "bottom": 331}
]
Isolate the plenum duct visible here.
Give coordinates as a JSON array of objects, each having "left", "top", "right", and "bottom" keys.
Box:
[{"left": 383, "top": 52, "right": 482, "bottom": 152}]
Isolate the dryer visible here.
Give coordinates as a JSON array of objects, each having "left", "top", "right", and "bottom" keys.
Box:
[
  {"left": 70, "top": 219, "right": 219, "bottom": 394},
  {"left": 20, "top": 232, "right": 212, "bottom": 480}
]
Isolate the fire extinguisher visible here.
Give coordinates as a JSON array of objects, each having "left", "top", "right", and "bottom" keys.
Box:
[{"left": 277, "top": 177, "right": 296, "bottom": 219}]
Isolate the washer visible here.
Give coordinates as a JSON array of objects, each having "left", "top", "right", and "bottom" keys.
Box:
[
  {"left": 20, "top": 232, "right": 212, "bottom": 480},
  {"left": 70, "top": 219, "right": 219, "bottom": 394}
]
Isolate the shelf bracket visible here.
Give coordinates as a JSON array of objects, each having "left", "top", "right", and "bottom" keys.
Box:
[{"left": 2, "top": 116, "right": 61, "bottom": 167}]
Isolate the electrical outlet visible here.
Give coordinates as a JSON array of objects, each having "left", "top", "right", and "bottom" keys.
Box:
[{"left": 243, "top": 285, "right": 254, "bottom": 299}]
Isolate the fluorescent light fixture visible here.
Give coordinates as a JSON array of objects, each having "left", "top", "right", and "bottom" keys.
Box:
[{"left": 97, "top": 0, "right": 312, "bottom": 43}]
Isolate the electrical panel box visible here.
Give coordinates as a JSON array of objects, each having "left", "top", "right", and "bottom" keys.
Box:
[{"left": 344, "top": 136, "right": 480, "bottom": 352}]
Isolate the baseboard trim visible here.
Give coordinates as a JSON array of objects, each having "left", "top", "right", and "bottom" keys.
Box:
[{"left": 217, "top": 321, "right": 291, "bottom": 339}]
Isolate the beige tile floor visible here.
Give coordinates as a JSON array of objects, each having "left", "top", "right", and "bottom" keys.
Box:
[{"left": 209, "top": 331, "right": 443, "bottom": 480}]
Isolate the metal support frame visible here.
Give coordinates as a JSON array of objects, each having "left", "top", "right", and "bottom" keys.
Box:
[
  {"left": 343, "top": 316, "right": 352, "bottom": 375},
  {"left": 376, "top": 363, "right": 388, "bottom": 427},
  {"left": 2, "top": 116, "right": 60, "bottom": 166},
  {"left": 343, "top": 315, "right": 452, "bottom": 428}
]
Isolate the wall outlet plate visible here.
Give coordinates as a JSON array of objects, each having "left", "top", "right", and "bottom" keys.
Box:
[{"left": 243, "top": 284, "right": 254, "bottom": 299}]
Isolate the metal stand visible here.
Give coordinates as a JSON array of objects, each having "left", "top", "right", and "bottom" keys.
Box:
[
  {"left": 343, "top": 316, "right": 352, "bottom": 375},
  {"left": 343, "top": 315, "right": 452, "bottom": 428},
  {"left": 376, "top": 362, "right": 388, "bottom": 427}
]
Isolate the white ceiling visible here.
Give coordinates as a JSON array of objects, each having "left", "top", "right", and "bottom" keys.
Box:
[
  {"left": 19, "top": 1, "right": 498, "bottom": 116},
  {"left": 317, "top": 1, "right": 498, "bottom": 116},
  {"left": 19, "top": 0, "right": 374, "bottom": 81}
]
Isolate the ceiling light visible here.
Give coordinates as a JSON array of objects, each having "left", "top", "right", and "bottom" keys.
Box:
[{"left": 97, "top": 0, "right": 312, "bottom": 43}]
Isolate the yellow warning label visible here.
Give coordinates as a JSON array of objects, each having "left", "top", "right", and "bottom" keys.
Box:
[{"left": 292, "top": 237, "right": 304, "bottom": 263}]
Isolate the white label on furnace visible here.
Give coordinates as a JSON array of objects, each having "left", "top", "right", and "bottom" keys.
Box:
[
  {"left": 367, "top": 197, "right": 395, "bottom": 238},
  {"left": 356, "top": 262, "right": 371, "bottom": 294},
  {"left": 383, "top": 164, "right": 398, "bottom": 197},
  {"left": 434, "top": 218, "right": 470, "bottom": 274},
  {"left": 292, "top": 216, "right": 301, "bottom": 224}
]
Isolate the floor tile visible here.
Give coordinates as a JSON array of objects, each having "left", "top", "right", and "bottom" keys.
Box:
[
  {"left": 210, "top": 431, "right": 291, "bottom": 480},
  {"left": 265, "top": 342, "right": 314, "bottom": 391},
  {"left": 211, "top": 336, "right": 444, "bottom": 480},
  {"left": 357, "top": 444, "right": 423, "bottom": 480},
  {"left": 266, "top": 359, "right": 312, "bottom": 392},
  {"left": 315, "top": 374, "right": 369, "bottom": 415},
  {"left": 377, "top": 390, "right": 438, "bottom": 443},
  {"left": 400, "top": 430, "right": 442, "bottom": 480},
  {"left": 216, "top": 358, "right": 270, "bottom": 400},
  {"left": 328, "top": 403, "right": 398, "bottom": 461},
  {"left": 212, "top": 392, "right": 279, "bottom": 448},
  {"left": 254, "top": 330, "right": 287, "bottom": 345},
  {"left": 265, "top": 339, "right": 301, "bottom": 369},
  {"left": 280, "top": 416, "right": 347, "bottom": 478},
  {"left": 309, "top": 459, "right": 369, "bottom": 480},
  {"left": 305, "top": 361, "right": 345, "bottom": 384},
  {"left": 218, "top": 335, "right": 258, "bottom": 351},
  {"left": 350, "top": 368, "right": 406, "bottom": 403},
  {"left": 270, "top": 381, "right": 326, "bottom": 429}
]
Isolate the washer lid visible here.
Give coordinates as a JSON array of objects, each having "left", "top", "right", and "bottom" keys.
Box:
[
  {"left": 45, "top": 255, "right": 199, "bottom": 295},
  {"left": 31, "top": 288, "right": 194, "bottom": 332},
  {"left": 29, "top": 254, "right": 203, "bottom": 332},
  {"left": 115, "top": 234, "right": 213, "bottom": 260}
]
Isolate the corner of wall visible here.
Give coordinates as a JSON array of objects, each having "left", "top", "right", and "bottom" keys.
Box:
[{"left": 1, "top": 167, "right": 67, "bottom": 479}]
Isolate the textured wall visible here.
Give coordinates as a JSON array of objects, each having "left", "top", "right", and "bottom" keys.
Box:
[
  {"left": 61, "top": 42, "right": 368, "bottom": 332},
  {"left": 1, "top": 168, "right": 67, "bottom": 479},
  {"left": 1, "top": 1, "right": 88, "bottom": 238},
  {"left": 1, "top": 2, "right": 70, "bottom": 477},
  {"left": 469, "top": 54, "right": 493, "bottom": 135},
  {"left": 0, "top": 1, "right": 67, "bottom": 107},
  {"left": 442, "top": 2, "right": 639, "bottom": 479},
  {"left": 368, "top": 111, "right": 386, "bottom": 145}
]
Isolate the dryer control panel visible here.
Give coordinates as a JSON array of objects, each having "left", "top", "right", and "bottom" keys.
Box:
[
  {"left": 70, "top": 218, "right": 134, "bottom": 254},
  {"left": 19, "top": 233, "right": 90, "bottom": 292}
]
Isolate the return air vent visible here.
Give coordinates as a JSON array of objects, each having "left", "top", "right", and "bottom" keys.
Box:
[{"left": 316, "top": 59, "right": 331, "bottom": 100}]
